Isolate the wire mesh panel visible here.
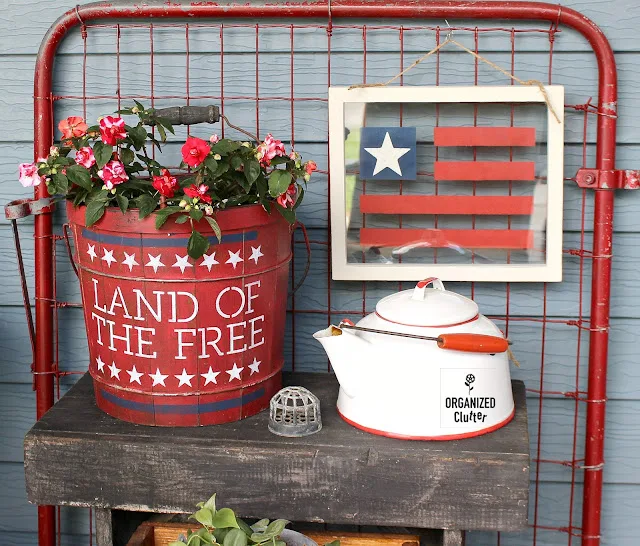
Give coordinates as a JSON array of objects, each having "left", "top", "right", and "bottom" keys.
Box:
[{"left": 26, "top": 3, "right": 620, "bottom": 545}]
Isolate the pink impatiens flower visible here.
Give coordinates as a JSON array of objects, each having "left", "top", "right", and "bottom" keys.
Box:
[
  {"left": 276, "top": 183, "right": 297, "bottom": 209},
  {"left": 75, "top": 147, "right": 96, "bottom": 169},
  {"left": 256, "top": 133, "right": 285, "bottom": 167},
  {"left": 209, "top": 134, "right": 220, "bottom": 144},
  {"left": 58, "top": 116, "right": 88, "bottom": 141},
  {"left": 304, "top": 160, "right": 317, "bottom": 175},
  {"left": 98, "top": 160, "right": 128, "bottom": 190},
  {"left": 99, "top": 116, "right": 127, "bottom": 146},
  {"left": 18, "top": 162, "right": 43, "bottom": 188}
]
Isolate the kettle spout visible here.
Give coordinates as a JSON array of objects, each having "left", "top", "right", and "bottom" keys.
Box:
[{"left": 313, "top": 324, "right": 372, "bottom": 397}]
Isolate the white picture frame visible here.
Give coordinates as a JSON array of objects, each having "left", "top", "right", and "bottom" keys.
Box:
[{"left": 328, "top": 85, "right": 564, "bottom": 282}]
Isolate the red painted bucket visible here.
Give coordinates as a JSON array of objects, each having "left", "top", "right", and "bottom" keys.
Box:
[{"left": 67, "top": 202, "right": 292, "bottom": 426}]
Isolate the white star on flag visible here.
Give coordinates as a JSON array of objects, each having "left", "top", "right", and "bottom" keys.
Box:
[
  {"left": 172, "top": 254, "right": 192, "bottom": 274},
  {"left": 126, "top": 364, "right": 144, "bottom": 385},
  {"left": 145, "top": 253, "right": 165, "bottom": 273},
  {"left": 96, "top": 355, "right": 105, "bottom": 373},
  {"left": 122, "top": 252, "right": 139, "bottom": 272},
  {"left": 249, "top": 245, "right": 264, "bottom": 265},
  {"left": 364, "top": 132, "right": 411, "bottom": 176},
  {"left": 226, "top": 249, "right": 244, "bottom": 269},
  {"left": 249, "top": 357, "right": 261, "bottom": 376},
  {"left": 200, "top": 252, "right": 219, "bottom": 272},
  {"left": 201, "top": 366, "right": 220, "bottom": 386},
  {"left": 87, "top": 244, "right": 97, "bottom": 262},
  {"left": 101, "top": 248, "right": 117, "bottom": 268},
  {"left": 175, "top": 368, "right": 195, "bottom": 387},
  {"left": 226, "top": 362, "right": 244, "bottom": 381},
  {"left": 150, "top": 368, "right": 168, "bottom": 387},
  {"left": 108, "top": 361, "right": 121, "bottom": 380}
]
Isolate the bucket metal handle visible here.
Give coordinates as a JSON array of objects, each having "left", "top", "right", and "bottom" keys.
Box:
[
  {"left": 290, "top": 221, "right": 311, "bottom": 296},
  {"left": 62, "top": 223, "right": 79, "bottom": 279}
]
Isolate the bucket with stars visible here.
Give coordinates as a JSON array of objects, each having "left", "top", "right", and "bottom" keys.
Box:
[{"left": 67, "top": 201, "right": 291, "bottom": 426}]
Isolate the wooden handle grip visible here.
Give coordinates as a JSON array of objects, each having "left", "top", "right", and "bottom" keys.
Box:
[
  {"left": 436, "top": 333, "right": 509, "bottom": 353},
  {"left": 147, "top": 105, "right": 220, "bottom": 126}
]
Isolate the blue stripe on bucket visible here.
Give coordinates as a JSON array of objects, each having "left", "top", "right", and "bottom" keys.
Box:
[
  {"left": 99, "top": 387, "right": 266, "bottom": 415},
  {"left": 82, "top": 229, "right": 258, "bottom": 247}
]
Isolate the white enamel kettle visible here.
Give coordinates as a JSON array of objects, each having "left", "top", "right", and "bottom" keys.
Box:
[{"left": 313, "top": 278, "right": 515, "bottom": 440}]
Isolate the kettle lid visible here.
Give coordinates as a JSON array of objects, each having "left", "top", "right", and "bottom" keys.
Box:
[{"left": 375, "top": 278, "right": 479, "bottom": 328}]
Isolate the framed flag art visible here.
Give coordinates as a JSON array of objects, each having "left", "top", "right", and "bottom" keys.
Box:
[{"left": 328, "top": 85, "right": 565, "bottom": 282}]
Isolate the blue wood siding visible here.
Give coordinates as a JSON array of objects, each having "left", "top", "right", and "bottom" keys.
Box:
[{"left": 1, "top": 0, "right": 639, "bottom": 544}]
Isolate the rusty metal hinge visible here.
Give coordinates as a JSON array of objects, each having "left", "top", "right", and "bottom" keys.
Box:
[{"left": 575, "top": 168, "right": 640, "bottom": 190}]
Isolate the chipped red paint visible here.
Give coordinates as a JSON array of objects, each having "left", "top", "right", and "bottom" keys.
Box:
[
  {"left": 576, "top": 168, "right": 640, "bottom": 189},
  {"left": 33, "top": 3, "right": 619, "bottom": 546}
]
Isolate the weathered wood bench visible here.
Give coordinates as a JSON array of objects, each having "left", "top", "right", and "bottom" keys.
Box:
[{"left": 24, "top": 372, "right": 530, "bottom": 545}]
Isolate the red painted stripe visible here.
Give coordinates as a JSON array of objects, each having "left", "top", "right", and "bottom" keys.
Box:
[
  {"left": 360, "top": 228, "right": 534, "bottom": 249},
  {"left": 360, "top": 195, "right": 533, "bottom": 215},
  {"left": 434, "top": 161, "right": 535, "bottom": 181},
  {"left": 434, "top": 127, "right": 536, "bottom": 147}
]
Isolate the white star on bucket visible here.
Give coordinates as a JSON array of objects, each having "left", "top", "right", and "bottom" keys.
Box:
[
  {"left": 226, "top": 363, "right": 244, "bottom": 381},
  {"left": 101, "top": 248, "right": 117, "bottom": 268},
  {"left": 96, "top": 355, "right": 105, "bottom": 373},
  {"left": 145, "top": 253, "right": 165, "bottom": 273},
  {"left": 201, "top": 366, "right": 220, "bottom": 386},
  {"left": 87, "top": 243, "right": 97, "bottom": 262},
  {"left": 150, "top": 368, "right": 168, "bottom": 387},
  {"left": 364, "top": 132, "right": 411, "bottom": 176},
  {"left": 127, "top": 365, "right": 144, "bottom": 385},
  {"left": 249, "top": 245, "right": 264, "bottom": 265},
  {"left": 172, "top": 254, "right": 192, "bottom": 274},
  {"left": 175, "top": 368, "right": 195, "bottom": 388},
  {"left": 249, "top": 357, "right": 261, "bottom": 376},
  {"left": 200, "top": 252, "right": 219, "bottom": 272},
  {"left": 122, "top": 252, "right": 139, "bottom": 272},
  {"left": 226, "top": 249, "right": 243, "bottom": 269},
  {"left": 108, "top": 361, "right": 121, "bottom": 380}
]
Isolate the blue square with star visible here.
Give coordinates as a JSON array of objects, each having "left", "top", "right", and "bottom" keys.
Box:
[{"left": 359, "top": 127, "right": 417, "bottom": 180}]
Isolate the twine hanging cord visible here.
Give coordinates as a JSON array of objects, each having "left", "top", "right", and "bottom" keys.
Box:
[{"left": 349, "top": 37, "right": 561, "bottom": 124}]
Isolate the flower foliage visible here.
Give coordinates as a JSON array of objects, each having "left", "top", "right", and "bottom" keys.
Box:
[{"left": 19, "top": 102, "right": 316, "bottom": 258}]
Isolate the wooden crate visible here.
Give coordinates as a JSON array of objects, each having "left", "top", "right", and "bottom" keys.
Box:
[{"left": 126, "top": 522, "right": 421, "bottom": 546}]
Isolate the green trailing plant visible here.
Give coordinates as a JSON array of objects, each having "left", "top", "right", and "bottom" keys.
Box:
[{"left": 170, "top": 494, "right": 339, "bottom": 546}]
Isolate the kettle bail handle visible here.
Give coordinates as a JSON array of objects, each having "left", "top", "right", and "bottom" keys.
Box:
[{"left": 412, "top": 277, "right": 445, "bottom": 300}]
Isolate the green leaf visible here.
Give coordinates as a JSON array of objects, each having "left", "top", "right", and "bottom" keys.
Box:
[
  {"left": 223, "top": 528, "right": 248, "bottom": 546},
  {"left": 156, "top": 116, "right": 175, "bottom": 134},
  {"left": 154, "top": 206, "right": 181, "bottom": 229},
  {"left": 115, "top": 193, "right": 129, "bottom": 214},
  {"left": 120, "top": 148, "right": 135, "bottom": 165},
  {"left": 268, "top": 170, "right": 292, "bottom": 198},
  {"left": 205, "top": 216, "right": 222, "bottom": 242},
  {"left": 243, "top": 159, "right": 261, "bottom": 184},
  {"left": 196, "top": 528, "right": 215, "bottom": 543},
  {"left": 193, "top": 508, "right": 214, "bottom": 528},
  {"left": 204, "top": 156, "right": 218, "bottom": 173},
  {"left": 176, "top": 214, "right": 189, "bottom": 224},
  {"left": 187, "top": 229, "right": 210, "bottom": 260},
  {"left": 292, "top": 185, "right": 304, "bottom": 210},
  {"left": 136, "top": 193, "right": 157, "bottom": 219},
  {"left": 93, "top": 142, "right": 113, "bottom": 168},
  {"left": 269, "top": 156, "right": 289, "bottom": 167},
  {"left": 168, "top": 542, "right": 186, "bottom": 546},
  {"left": 85, "top": 200, "right": 107, "bottom": 227},
  {"left": 116, "top": 108, "right": 134, "bottom": 115},
  {"left": 65, "top": 164, "right": 93, "bottom": 190},
  {"left": 251, "top": 520, "right": 269, "bottom": 532},
  {"left": 129, "top": 124, "right": 148, "bottom": 150},
  {"left": 262, "top": 519, "right": 288, "bottom": 539},
  {"left": 211, "top": 139, "right": 241, "bottom": 154},
  {"left": 52, "top": 173, "right": 69, "bottom": 194},
  {"left": 133, "top": 99, "right": 145, "bottom": 112},
  {"left": 236, "top": 518, "right": 253, "bottom": 538},
  {"left": 210, "top": 507, "right": 239, "bottom": 530},
  {"left": 190, "top": 208, "right": 204, "bottom": 222},
  {"left": 274, "top": 202, "right": 296, "bottom": 224},
  {"left": 157, "top": 123, "right": 167, "bottom": 143},
  {"left": 323, "top": 541, "right": 341, "bottom": 546},
  {"left": 230, "top": 156, "right": 243, "bottom": 170}
]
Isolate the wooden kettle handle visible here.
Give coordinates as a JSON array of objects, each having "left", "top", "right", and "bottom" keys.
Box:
[{"left": 436, "top": 333, "right": 510, "bottom": 353}]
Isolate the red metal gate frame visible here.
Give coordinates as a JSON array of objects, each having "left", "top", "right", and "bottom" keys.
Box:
[{"left": 31, "top": 2, "right": 617, "bottom": 546}]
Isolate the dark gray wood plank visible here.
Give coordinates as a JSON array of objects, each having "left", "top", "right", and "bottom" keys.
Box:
[
  {"left": 95, "top": 509, "right": 113, "bottom": 546},
  {"left": 443, "top": 530, "right": 464, "bottom": 546},
  {"left": 25, "top": 373, "right": 529, "bottom": 532}
]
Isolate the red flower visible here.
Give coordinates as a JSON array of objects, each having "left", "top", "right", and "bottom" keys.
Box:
[
  {"left": 99, "top": 116, "right": 127, "bottom": 146},
  {"left": 305, "top": 160, "right": 317, "bottom": 175},
  {"left": 58, "top": 116, "right": 88, "bottom": 140},
  {"left": 75, "top": 147, "right": 96, "bottom": 169},
  {"left": 181, "top": 137, "right": 211, "bottom": 167},
  {"left": 276, "top": 183, "right": 297, "bottom": 209},
  {"left": 256, "top": 133, "right": 286, "bottom": 167},
  {"left": 184, "top": 183, "right": 212, "bottom": 204},
  {"left": 98, "top": 160, "right": 128, "bottom": 190},
  {"left": 152, "top": 169, "right": 179, "bottom": 198}
]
